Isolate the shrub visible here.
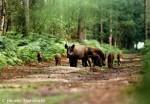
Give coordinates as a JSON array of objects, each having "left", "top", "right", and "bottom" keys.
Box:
[
  {"left": 17, "top": 47, "right": 37, "bottom": 63},
  {"left": 0, "top": 53, "right": 7, "bottom": 69},
  {"left": 82, "top": 39, "right": 121, "bottom": 54},
  {"left": 136, "top": 40, "right": 150, "bottom": 104},
  {"left": 0, "top": 33, "right": 121, "bottom": 69}
]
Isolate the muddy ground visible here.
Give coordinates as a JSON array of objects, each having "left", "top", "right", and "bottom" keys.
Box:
[{"left": 0, "top": 53, "right": 142, "bottom": 104}]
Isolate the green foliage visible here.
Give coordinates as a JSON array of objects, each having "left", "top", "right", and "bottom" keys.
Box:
[
  {"left": 82, "top": 40, "right": 102, "bottom": 48},
  {"left": 0, "top": 33, "right": 66, "bottom": 68},
  {"left": 0, "top": 35, "right": 22, "bottom": 67},
  {"left": 0, "top": 33, "right": 122, "bottom": 69},
  {"left": 82, "top": 40, "right": 121, "bottom": 53},
  {"left": 3, "top": 51, "right": 22, "bottom": 65},
  {"left": 0, "top": 0, "right": 145, "bottom": 68},
  {"left": 0, "top": 36, "right": 17, "bottom": 51},
  {"left": 0, "top": 53, "right": 7, "bottom": 69},
  {"left": 17, "top": 47, "right": 37, "bottom": 63},
  {"left": 16, "top": 33, "right": 66, "bottom": 63},
  {"left": 141, "top": 40, "right": 150, "bottom": 54},
  {"left": 136, "top": 40, "right": 150, "bottom": 104},
  {"left": 6, "top": 0, "right": 144, "bottom": 48}
]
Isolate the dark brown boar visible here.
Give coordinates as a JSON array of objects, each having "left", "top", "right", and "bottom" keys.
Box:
[
  {"left": 117, "top": 53, "right": 122, "bottom": 66},
  {"left": 37, "top": 52, "right": 43, "bottom": 62},
  {"left": 65, "top": 44, "right": 91, "bottom": 67},
  {"left": 91, "top": 52, "right": 102, "bottom": 67},
  {"left": 55, "top": 54, "right": 61, "bottom": 66},
  {"left": 87, "top": 47, "right": 106, "bottom": 67},
  {"left": 107, "top": 53, "right": 114, "bottom": 68}
]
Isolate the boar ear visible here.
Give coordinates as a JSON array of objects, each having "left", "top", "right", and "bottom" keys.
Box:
[
  {"left": 71, "top": 44, "right": 75, "bottom": 49},
  {"left": 65, "top": 44, "right": 68, "bottom": 49}
]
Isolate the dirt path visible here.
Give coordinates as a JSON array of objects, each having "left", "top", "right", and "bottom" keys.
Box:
[{"left": 0, "top": 53, "right": 142, "bottom": 104}]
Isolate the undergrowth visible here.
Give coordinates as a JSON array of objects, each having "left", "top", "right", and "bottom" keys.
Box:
[
  {"left": 136, "top": 40, "right": 150, "bottom": 104},
  {"left": 0, "top": 32, "right": 121, "bottom": 70}
]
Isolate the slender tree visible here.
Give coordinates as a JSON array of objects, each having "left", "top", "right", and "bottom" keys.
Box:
[
  {"left": 109, "top": 12, "right": 113, "bottom": 46},
  {"left": 77, "top": 11, "right": 85, "bottom": 41},
  {"left": 0, "top": 0, "right": 7, "bottom": 35},
  {"left": 23, "top": 0, "right": 30, "bottom": 36},
  {"left": 144, "top": 0, "right": 148, "bottom": 40}
]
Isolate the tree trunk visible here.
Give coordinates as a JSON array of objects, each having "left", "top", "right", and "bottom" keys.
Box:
[
  {"left": 114, "top": 37, "right": 117, "bottom": 47},
  {"left": 0, "top": 16, "right": 4, "bottom": 31},
  {"left": 0, "top": 0, "right": 7, "bottom": 35},
  {"left": 144, "top": 0, "right": 148, "bottom": 40},
  {"left": 77, "top": 13, "right": 85, "bottom": 41},
  {"left": 109, "top": 13, "right": 113, "bottom": 46},
  {"left": 100, "top": 17, "right": 103, "bottom": 44},
  {"left": 6, "top": 13, "right": 11, "bottom": 31},
  {"left": 23, "top": 0, "right": 30, "bottom": 36}
]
